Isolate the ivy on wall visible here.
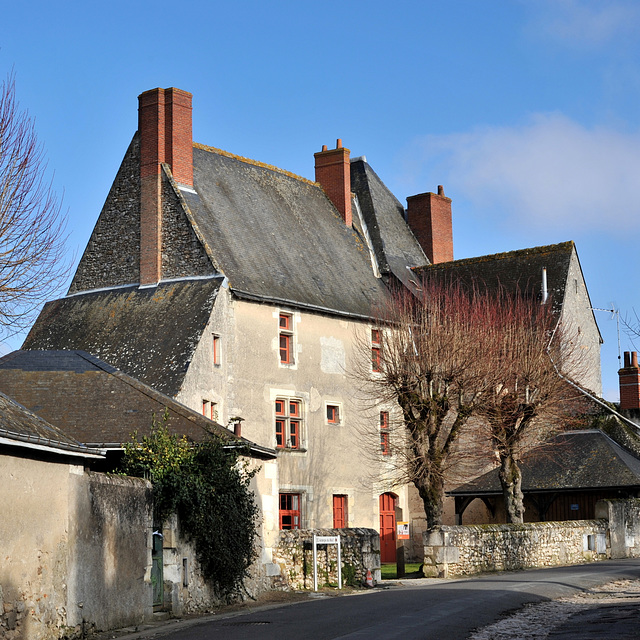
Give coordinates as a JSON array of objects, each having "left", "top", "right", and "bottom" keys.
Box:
[{"left": 120, "top": 411, "right": 259, "bottom": 600}]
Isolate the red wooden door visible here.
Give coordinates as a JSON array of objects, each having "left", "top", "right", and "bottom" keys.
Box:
[{"left": 379, "top": 493, "right": 397, "bottom": 563}]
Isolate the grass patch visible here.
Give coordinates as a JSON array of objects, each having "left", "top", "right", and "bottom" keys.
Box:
[{"left": 380, "top": 563, "right": 423, "bottom": 580}]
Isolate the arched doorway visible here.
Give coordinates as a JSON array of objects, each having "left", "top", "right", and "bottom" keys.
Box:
[{"left": 379, "top": 492, "right": 397, "bottom": 563}]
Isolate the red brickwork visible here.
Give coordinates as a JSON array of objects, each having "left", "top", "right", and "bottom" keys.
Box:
[
  {"left": 406, "top": 187, "right": 453, "bottom": 264},
  {"left": 314, "top": 140, "right": 352, "bottom": 228},
  {"left": 619, "top": 351, "right": 640, "bottom": 410},
  {"left": 138, "top": 88, "right": 193, "bottom": 284}
]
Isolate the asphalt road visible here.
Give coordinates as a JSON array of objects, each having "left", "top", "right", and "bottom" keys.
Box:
[{"left": 144, "top": 559, "right": 640, "bottom": 640}]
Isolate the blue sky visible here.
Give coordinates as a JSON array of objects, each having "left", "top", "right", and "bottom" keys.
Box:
[{"left": 2, "top": 0, "right": 639, "bottom": 400}]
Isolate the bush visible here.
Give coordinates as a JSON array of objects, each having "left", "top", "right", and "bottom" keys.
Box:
[{"left": 120, "top": 411, "right": 259, "bottom": 600}]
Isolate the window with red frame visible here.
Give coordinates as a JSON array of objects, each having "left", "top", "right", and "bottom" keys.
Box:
[
  {"left": 371, "top": 328, "right": 381, "bottom": 372},
  {"left": 202, "top": 400, "right": 217, "bottom": 421},
  {"left": 275, "top": 398, "right": 302, "bottom": 449},
  {"left": 326, "top": 404, "right": 340, "bottom": 424},
  {"left": 380, "top": 410, "right": 390, "bottom": 455},
  {"left": 279, "top": 313, "right": 293, "bottom": 364},
  {"left": 212, "top": 334, "right": 220, "bottom": 365},
  {"left": 279, "top": 493, "right": 301, "bottom": 529},
  {"left": 333, "top": 494, "right": 348, "bottom": 528}
]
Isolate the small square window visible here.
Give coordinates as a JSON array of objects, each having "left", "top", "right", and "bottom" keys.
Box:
[
  {"left": 280, "top": 493, "right": 301, "bottom": 529},
  {"left": 327, "top": 404, "right": 340, "bottom": 424}
]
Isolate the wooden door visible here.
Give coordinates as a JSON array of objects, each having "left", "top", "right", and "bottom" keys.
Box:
[{"left": 379, "top": 493, "right": 397, "bottom": 563}]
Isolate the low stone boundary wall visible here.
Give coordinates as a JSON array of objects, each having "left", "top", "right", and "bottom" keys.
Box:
[
  {"left": 271, "top": 528, "right": 380, "bottom": 590},
  {"left": 424, "top": 520, "right": 609, "bottom": 578},
  {"left": 597, "top": 498, "right": 640, "bottom": 559}
]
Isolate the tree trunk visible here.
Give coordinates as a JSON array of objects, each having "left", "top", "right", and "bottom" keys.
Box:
[
  {"left": 498, "top": 453, "right": 524, "bottom": 524},
  {"left": 415, "top": 473, "right": 445, "bottom": 529}
]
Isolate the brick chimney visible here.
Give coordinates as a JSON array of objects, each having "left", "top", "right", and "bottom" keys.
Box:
[
  {"left": 314, "top": 139, "right": 352, "bottom": 227},
  {"left": 619, "top": 351, "right": 640, "bottom": 410},
  {"left": 138, "top": 87, "right": 193, "bottom": 285},
  {"left": 406, "top": 186, "right": 453, "bottom": 264}
]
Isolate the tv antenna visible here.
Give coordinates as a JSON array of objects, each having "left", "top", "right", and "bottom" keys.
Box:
[{"left": 591, "top": 305, "right": 620, "bottom": 366}]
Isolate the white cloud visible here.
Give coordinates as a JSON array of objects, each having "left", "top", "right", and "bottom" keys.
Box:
[
  {"left": 409, "top": 113, "right": 640, "bottom": 234},
  {"left": 525, "top": 0, "right": 640, "bottom": 48}
]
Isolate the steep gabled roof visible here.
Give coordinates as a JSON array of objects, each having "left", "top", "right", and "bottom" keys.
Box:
[
  {"left": 350, "top": 158, "right": 429, "bottom": 287},
  {"left": 414, "top": 241, "right": 575, "bottom": 310},
  {"left": 181, "top": 145, "right": 390, "bottom": 317},
  {"left": 0, "top": 350, "right": 273, "bottom": 458},
  {"left": 22, "top": 279, "right": 223, "bottom": 396},
  {"left": 450, "top": 430, "right": 640, "bottom": 495}
]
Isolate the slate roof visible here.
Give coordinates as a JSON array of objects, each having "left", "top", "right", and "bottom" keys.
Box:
[
  {"left": 350, "top": 158, "right": 429, "bottom": 287},
  {"left": 0, "top": 350, "right": 273, "bottom": 457},
  {"left": 0, "top": 389, "right": 104, "bottom": 458},
  {"left": 449, "top": 430, "right": 640, "bottom": 496},
  {"left": 414, "top": 241, "right": 576, "bottom": 311},
  {"left": 22, "top": 279, "right": 223, "bottom": 397},
  {"left": 181, "top": 145, "right": 391, "bottom": 318}
]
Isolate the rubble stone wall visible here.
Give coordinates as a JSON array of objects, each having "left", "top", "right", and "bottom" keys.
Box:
[
  {"left": 272, "top": 529, "right": 380, "bottom": 590},
  {"left": 424, "top": 520, "right": 609, "bottom": 578}
]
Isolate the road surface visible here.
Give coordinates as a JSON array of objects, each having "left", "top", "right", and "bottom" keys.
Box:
[{"left": 131, "top": 559, "right": 640, "bottom": 640}]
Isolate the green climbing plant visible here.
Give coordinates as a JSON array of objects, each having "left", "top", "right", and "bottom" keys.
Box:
[{"left": 120, "top": 411, "right": 259, "bottom": 600}]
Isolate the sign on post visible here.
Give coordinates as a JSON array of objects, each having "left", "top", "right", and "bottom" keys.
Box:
[
  {"left": 397, "top": 522, "right": 410, "bottom": 540},
  {"left": 312, "top": 535, "right": 342, "bottom": 591}
]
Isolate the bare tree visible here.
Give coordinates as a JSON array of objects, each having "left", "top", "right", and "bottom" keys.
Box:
[
  {"left": 476, "top": 289, "right": 583, "bottom": 523},
  {"left": 355, "top": 280, "right": 499, "bottom": 529},
  {"left": 0, "top": 73, "right": 67, "bottom": 336},
  {"left": 355, "top": 279, "right": 583, "bottom": 528}
]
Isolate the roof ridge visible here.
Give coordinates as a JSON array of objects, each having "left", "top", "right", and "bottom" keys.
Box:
[
  {"left": 193, "top": 142, "right": 319, "bottom": 188},
  {"left": 417, "top": 240, "right": 575, "bottom": 271}
]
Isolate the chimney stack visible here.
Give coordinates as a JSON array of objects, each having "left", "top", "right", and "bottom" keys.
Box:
[
  {"left": 619, "top": 351, "right": 640, "bottom": 410},
  {"left": 406, "top": 186, "right": 453, "bottom": 264},
  {"left": 138, "top": 87, "right": 193, "bottom": 285},
  {"left": 314, "top": 139, "right": 352, "bottom": 227}
]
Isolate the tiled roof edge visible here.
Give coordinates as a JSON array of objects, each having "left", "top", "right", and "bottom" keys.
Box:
[{"left": 193, "top": 142, "right": 319, "bottom": 188}]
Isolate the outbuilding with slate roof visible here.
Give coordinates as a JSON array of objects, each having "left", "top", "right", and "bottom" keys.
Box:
[{"left": 449, "top": 430, "right": 640, "bottom": 523}]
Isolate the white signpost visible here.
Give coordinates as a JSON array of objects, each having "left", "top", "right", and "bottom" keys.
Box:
[{"left": 313, "top": 535, "right": 341, "bottom": 591}]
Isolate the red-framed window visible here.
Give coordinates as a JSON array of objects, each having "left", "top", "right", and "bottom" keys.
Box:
[
  {"left": 275, "top": 399, "right": 302, "bottom": 449},
  {"left": 202, "top": 400, "right": 217, "bottom": 421},
  {"left": 279, "top": 493, "right": 301, "bottom": 529},
  {"left": 380, "top": 410, "right": 390, "bottom": 455},
  {"left": 333, "top": 495, "right": 348, "bottom": 529},
  {"left": 212, "top": 334, "right": 220, "bottom": 365},
  {"left": 371, "top": 329, "right": 381, "bottom": 372},
  {"left": 326, "top": 404, "right": 340, "bottom": 424},
  {"left": 279, "top": 313, "right": 293, "bottom": 364}
]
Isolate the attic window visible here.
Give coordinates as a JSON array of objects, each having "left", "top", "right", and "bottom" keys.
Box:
[{"left": 212, "top": 334, "right": 220, "bottom": 366}]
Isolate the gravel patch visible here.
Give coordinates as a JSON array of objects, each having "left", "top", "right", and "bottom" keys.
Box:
[{"left": 469, "top": 579, "right": 640, "bottom": 640}]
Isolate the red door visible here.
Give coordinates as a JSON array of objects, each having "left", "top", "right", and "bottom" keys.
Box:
[{"left": 379, "top": 493, "right": 397, "bottom": 563}]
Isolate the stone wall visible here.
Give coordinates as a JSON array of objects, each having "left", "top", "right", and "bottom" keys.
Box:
[
  {"left": 0, "top": 457, "right": 153, "bottom": 640},
  {"left": 272, "top": 529, "right": 380, "bottom": 590},
  {"left": 596, "top": 498, "right": 640, "bottom": 559},
  {"left": 424, "top": 520, "right": 609, "bottom": 578},
  {"left": 69, "top": 136, "right": 141, "bottom": 294}
]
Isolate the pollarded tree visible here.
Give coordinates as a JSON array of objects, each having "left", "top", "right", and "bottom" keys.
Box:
[
  {"left": 477, "top": 289, "right": 583, "bottom": 523},
  {"left": 0, "top": 73, "right": 67, "bottom": 335},
  {"left": 356, "top": 280, "right": 500, "bottom": 529}
]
